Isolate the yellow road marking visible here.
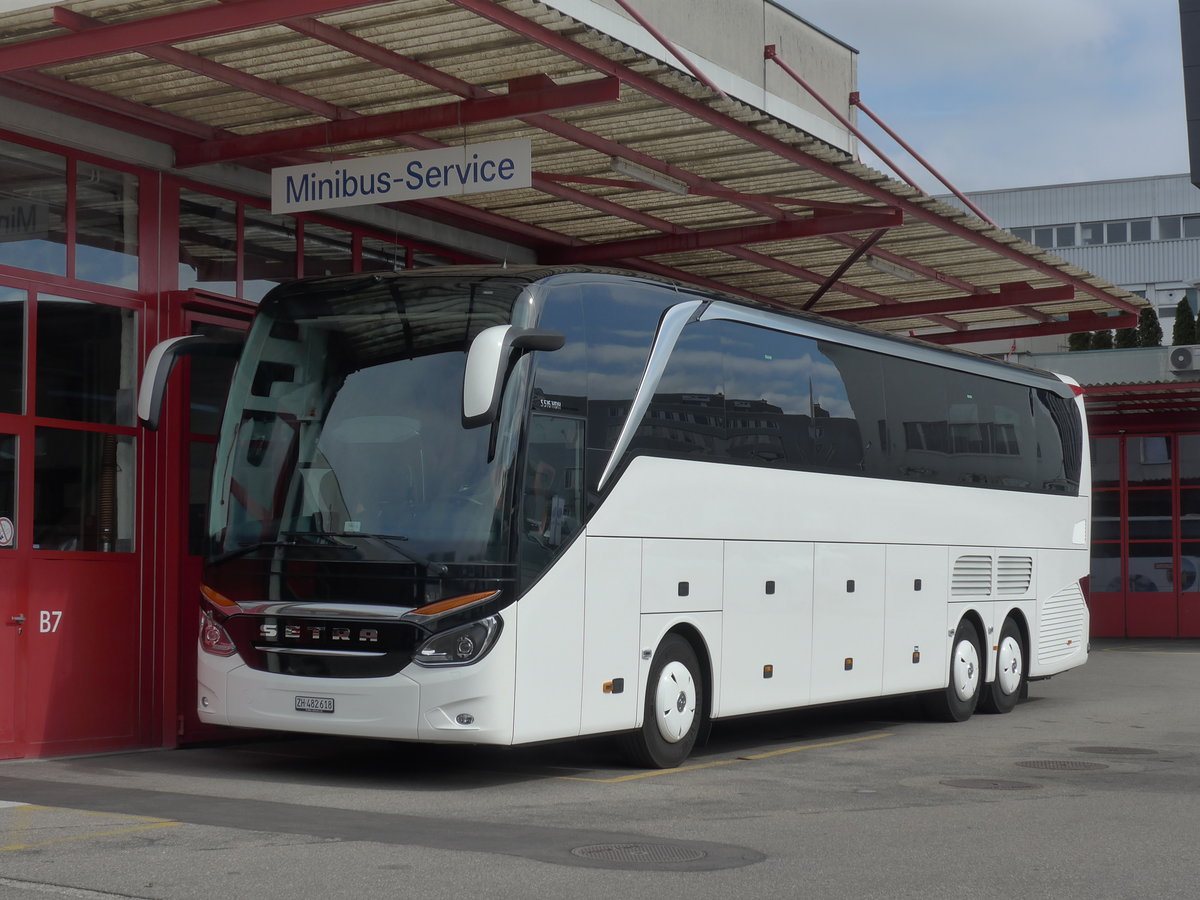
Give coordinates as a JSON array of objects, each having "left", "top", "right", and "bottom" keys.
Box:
[
  {"left": 1, "top": 805, "right": 181, "bottom": 852},
  {"left": 559, "top": 731, "right": 893, "bottom": 782},
  {"left": 738, "top": 731, "right": 893, "bottom": 760}
]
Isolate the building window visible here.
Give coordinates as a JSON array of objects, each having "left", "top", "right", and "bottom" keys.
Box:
[
  {"left": 1158, "top": 215, "right": 1200, "bottom": 240},
  {"left": 1012, "top": 225, "right": 1075, "bottom": 248},
  {"left": 33, "top": 428, "right": 135, "bottom": 552},
  {"left": 0, "top": 139, "right": 67, "bottom": 277},
  {"left": 176, "top": 187, "right": 480, "bottom": 298},
  {"left": 242, "top": 206, "right": 296, "bottom": 302},
  {"left": 35, "top": 295, "right": 137, "bottom": 426},
  {"left": 30, "top": 293, "right": 138, "bottom": 553},
  {"left": 302, "top": 222, "right": 353, "bottom": 278},
  {"left": 75, "top": 162, "right": 139, "bottom": 288},
  {"left": 179, "top": 189, "right": 238, "bottom": 295},
  {"left": 1075, "top": 218, "right": 1151, "bottom": 246},
  {"left": 0, "top": 287, "right": 23, "bottom": 414},
  {"left": 0, "top": 141, "right": 141, "bottom": 287}
]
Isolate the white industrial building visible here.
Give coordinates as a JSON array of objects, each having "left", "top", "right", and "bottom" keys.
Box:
[{"left": 947, "top": 173, "right": 1200, "bottom": 351}]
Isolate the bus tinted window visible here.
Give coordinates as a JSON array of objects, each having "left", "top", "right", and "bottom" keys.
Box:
[
  {"left": 1033, "top": 388, "right": 1083, "bottom": 493},
  {"left": 635, "top": 322, "right": 724, "bottom": 460},
  {"left": 530, "top": 288, "right": 586, "bottom": 416},
  {"left": 624, "top": 314, "right": 1080, "bottom": 496},
  {"left": 580, "top": 281, "right": 677, "bottom": 452}
]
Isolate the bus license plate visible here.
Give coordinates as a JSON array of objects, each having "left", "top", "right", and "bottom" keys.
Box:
[{"left": 295, "top": 696, "right": 335, "bottom": 714}]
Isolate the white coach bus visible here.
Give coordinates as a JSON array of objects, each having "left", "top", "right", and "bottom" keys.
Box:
[{"left": 141, "top": 267, "right": 1090, "bottom": 767}]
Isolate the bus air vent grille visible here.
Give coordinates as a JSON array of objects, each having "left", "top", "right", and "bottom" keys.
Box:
[
  {"left": 1038, "top": 583, "right": 1087, "bottom": 664},
  {"left": 996, "top": 556, "right": 1033, "bottom": 595},
  {"left": 951, "top": 555, "right": 993, "bottom": 596}
]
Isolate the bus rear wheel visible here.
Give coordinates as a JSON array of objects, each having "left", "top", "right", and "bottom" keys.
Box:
[
  {"left": 979, "top": 617, "right": 1025, "bottom": 714},
  {"left": 924, "top": 619, "right": 982, "bottom": 722},
  {"left": 619, "top": 634, "right": 703, "bottom": 768}
]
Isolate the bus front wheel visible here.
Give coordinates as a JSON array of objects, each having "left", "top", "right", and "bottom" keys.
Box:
[
  {"left": 619, "top": 634, "right": 703, "bottom": 768},
  {"left": 924, "top": 619, "right": 982, "bottom": 722},
  {"left": 979, "top": 617, "right": 1025, "bottom": 714}
]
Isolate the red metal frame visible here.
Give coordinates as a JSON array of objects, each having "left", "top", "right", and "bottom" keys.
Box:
[
  {"left": 175, "top": 76, "right": 621, "bottom": 167},
  {"left": 827, "top": 285, "right": 1075, "bottom": 323},
  {"left": 609, "top": 0, "right": 725, "bottom": 96},
  {"left": 0, "top": 0, "right": 1118, "bottom": 332},
  {"left": 447, "top": 0, "right": 1141, "bottom": 317},
  {"left": 765, "top": 45, "right": 924, "bottom": 192},
  {"left": 0, "top": 0, "right": 379, "bottom": 73},
  {"left": 849, "top": 92, "right": 997, "bottom": 226},
  {"left": 920, "top": 312, "right": 1137, "bottom": 346},
  {"left": 551, "top": 209, "right": 903, "bottom": 264}
]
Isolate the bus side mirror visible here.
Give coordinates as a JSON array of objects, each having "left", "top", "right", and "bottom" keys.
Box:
[
  {"left": 462, "top": 326, "right": 564, "bottom": 428},
  {"left": 138, "top": 335, "right": 242, "bottom": 431}
]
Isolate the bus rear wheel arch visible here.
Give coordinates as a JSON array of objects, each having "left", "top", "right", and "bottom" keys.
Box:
[
  {"left": 979, "top": 615, "right": 1026, "bottom": 714},
  {"left": 618, "top": 632, "right": 706, "bottom": 768}
]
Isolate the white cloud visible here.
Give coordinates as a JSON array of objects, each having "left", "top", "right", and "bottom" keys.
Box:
[{"left": 782, "top": 0, "right": 1189, "bottom": 190}]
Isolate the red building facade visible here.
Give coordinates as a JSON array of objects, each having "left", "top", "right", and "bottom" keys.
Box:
[
  {"left": 0, "top": 130, "right": 477, "bottom": 759},
  {"left": 0, "top": 0, "right": 1148, "bottom": 760}
]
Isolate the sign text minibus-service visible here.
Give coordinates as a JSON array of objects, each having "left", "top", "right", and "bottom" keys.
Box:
[{"left": 271, "top": 139, "right": 532, "bottom": 214}]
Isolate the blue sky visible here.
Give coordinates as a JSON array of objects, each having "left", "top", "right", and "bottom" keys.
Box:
[{"left": 782, "top": 0, "right": 1190, "bottom": 192}]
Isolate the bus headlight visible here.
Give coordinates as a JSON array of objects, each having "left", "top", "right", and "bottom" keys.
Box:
[
  {"left": 200, "top": 609, "right": 238, "bottom": 657},
  {"left": 414, "top": 616, "right": 502, "bottom": 667}
]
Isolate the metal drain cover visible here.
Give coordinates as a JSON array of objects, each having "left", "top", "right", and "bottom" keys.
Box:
[
  {"left": 1072, "top": 746, "right": 1157, "bottom": 756},
  {"left": 941, "top": 778, "right": 1039, "bottom": 791},
  {"left": 1016, "top": 760, "right": 1109, "bottom": 771},
  {"left": 571, "top": 843, "right": 707, "bottom": 864}
]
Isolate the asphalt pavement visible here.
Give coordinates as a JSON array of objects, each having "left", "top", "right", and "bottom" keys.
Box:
[{"left": 2, "top": 638, "right": 1198, "bottom": 899}]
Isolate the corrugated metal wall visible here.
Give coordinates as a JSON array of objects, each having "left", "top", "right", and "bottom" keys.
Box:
[{"left": 943, "top": 176, "right": 1200, "bottom": 316}]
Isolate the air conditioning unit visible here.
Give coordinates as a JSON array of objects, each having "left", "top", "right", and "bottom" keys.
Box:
[{"left": 1169, "top": 345, "right": 1200, "bottom": 374}]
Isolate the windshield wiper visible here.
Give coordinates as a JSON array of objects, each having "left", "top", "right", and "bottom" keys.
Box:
[
  {"left": 324, "top": 531, "right": 449, "bottom": 577},
  {"left": 208, "top": 531, "right": 354, "bottom": 565}
]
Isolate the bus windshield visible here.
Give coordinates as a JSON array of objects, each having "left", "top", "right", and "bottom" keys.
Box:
[{"left": 207, "top": 274, "right": 530, "bottom": 568}]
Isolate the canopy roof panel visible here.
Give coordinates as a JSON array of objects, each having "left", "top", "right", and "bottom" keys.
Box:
[{"left": 0, "top": 0, "right": 1144, "bottom": 342}]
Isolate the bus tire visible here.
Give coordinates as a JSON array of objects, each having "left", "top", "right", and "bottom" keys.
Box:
[
  {"left": 924, "top": 619, "right": 982, "bottom": 722},
  {"left": 979, "top": 617, "right": 1024, "bottom": 714},
  {"left": 619, "top": 634, "right": 703, "bottom": 768}
]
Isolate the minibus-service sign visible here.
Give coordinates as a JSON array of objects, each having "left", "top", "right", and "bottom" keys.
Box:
[{"left": 271, "top": 139, "right": 531, "bottom": 214}]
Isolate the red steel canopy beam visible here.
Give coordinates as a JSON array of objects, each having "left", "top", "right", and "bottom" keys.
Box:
[
  {"left": 827, "top": 285, "right": 1075, "bottom": 323},
  {"left": 0, "top": 0, "right": 378, "bottom": 74},
  {"left": 175, "top": 75, "right": 620, "bottom": 167},
  {"left": 0, "top": 71, "right": 218, "bottom": 145},
  {"left": 609, "top": 0, "right": 725, "bottom": 96},
  {"left": 52, "top": 6, "right": 352, "bottom": 123},
  {"left": 764, "top": 45, "right": 924, "bottom": 192},
  {"left": 278, "top": 4, "right": 965, "bottom": 309},
  {"left": 1086, "top": 391, "right": 1200, "bottom": 406},
  {"left": 448, "top": 0, "right": 1140, "bottom": 315},
  {"left": 550, "top": 209, "right": 903, "bottom": 264},
  {"left": 622, "top": 257, "right": 785, "bottom": 306},
  {"left": 850, "top": 92, "right": 996, "bottom": 226},
  {"left": 920, "top": 312, "right": 1137, "bottom": 346},
  {"left": 802, "top": 229, "right": 887, "bottom": 311},
  {"left": 1082, "top": 382, "right": 1200, "bottom": 397}
]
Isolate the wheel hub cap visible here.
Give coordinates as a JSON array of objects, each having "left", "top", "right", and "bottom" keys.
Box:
[
  {"left": 952, "top": 638, "right": 981, "bottom": 702},
  {"left": 655, "top": 660, "right": 697, "bottom": 744}
]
